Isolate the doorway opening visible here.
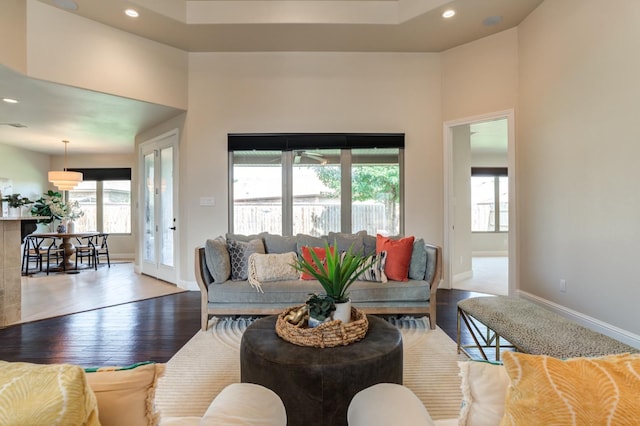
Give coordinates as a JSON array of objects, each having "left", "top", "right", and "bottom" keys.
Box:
[{"left": 444, "top": 110, "right": 515, "bottom": 296}]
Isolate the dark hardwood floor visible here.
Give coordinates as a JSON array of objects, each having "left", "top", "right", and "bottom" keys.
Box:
[{"left": 0, "top": 289, "right": 491, "bottom": 367}]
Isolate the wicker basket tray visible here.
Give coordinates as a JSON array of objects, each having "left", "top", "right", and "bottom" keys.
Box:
[{"left": 275, "top": 305, "right": 368, "bottom": 348}]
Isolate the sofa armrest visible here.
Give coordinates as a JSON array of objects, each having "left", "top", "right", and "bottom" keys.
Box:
[
  {"left": 195, "top": 246, "right": 212, "bottom": 331},
  {"left": 424, "top": 243, "right": 442, "bottom": 329}
]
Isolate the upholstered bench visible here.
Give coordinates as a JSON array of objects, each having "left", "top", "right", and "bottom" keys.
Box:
[{"left": 457, "top": 296, "right": 638, "bottom": 360}]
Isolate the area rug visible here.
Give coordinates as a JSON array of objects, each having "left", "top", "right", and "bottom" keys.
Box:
[{"left": 155, "top": 316, "right": 465, "bottom": 421}]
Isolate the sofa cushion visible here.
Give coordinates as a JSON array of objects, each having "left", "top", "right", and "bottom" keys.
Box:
[
  {"left": 225, "top": 232, "right": 267, "bottom": 242},
  {"left": 500, "top": 352, "right": 640, "bottom": 425},
  {"left": 207, "top": 278, "right": 429, "bottom": 304},
  {"left": 363, "top": 233, "right": 377, "bottom": 257},
  {"left": 227, "top": 238, "right": 266, "bottom": 281},
  {"left": 376, "top": 234, "right": 415, "bottom": 281},
  {"left": 296, "top": 234, "right": 328, "bottom": 255},
  {"left": 327, "top": 230, "right": 366, "bottom": 255},
  {"left": 205, "top": 237, "right": 231, "bottom": 282},
  {"left": 248, "top": 252, "right": 300, "bottom": 292},
  {"left": 263, "top": 234, "right": 298, "bottom": 254},
  {"left": 0, "top": 361, "right": 99, "bottom": 426},
  {"left": 85, "top": 362, "right": 165, "bottom": 426},
  {"left": 357, "top": 250, "right": 387, "bottom": 283},
  {"left": 458, "top": 360, "right": 510, "bottom": 426},
  {"left": 409, "top": 238, "right": 427, "bottom": 280},
  {"left": 300, "top": 245, "right": 334, "bottom": 280}
]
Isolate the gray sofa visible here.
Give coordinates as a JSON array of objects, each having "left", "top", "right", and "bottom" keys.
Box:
[{"left": 195, "top": 231, "right": 442, "bottom": 331}]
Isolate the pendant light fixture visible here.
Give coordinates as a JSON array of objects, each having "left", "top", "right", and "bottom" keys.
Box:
[{"left": 48, "top": 140, "right": 83, "bottom": 190}]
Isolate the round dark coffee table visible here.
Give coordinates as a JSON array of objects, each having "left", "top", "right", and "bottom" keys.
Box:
[{"left": 240, "top": 314, "right": 403, "bottom": 426}]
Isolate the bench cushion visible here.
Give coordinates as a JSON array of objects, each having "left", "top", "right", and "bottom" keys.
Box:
[{"left": 458, "top": 296, "right": 638, "bottom": 358}]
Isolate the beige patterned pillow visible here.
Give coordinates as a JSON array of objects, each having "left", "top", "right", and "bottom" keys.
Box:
[
  {"left": 500, "top": 352, "right": 640, "bottom": 425},
  {"left": 248, "top": 252, "right": 300, "bottom": 292},
  {"left": 0, "top": 361, "right": 99, "bottom": 426}
]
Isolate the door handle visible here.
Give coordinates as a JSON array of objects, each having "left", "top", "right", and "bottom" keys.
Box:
[{"left": 170, "top": 226, "right": 176, "bottom": 230}]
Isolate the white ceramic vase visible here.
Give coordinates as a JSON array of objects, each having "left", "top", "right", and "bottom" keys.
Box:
[
  {"left": 332, "top": 299, "right": 352, "bottom": 324},
  {"left": 8, "top": 207, "right": 20, "bottom": 217}
]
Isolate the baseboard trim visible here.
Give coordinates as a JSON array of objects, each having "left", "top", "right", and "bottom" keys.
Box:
[
  {"left": 518, "top": 291, "right": 640, "bottom": 349},
  {"left": 179, "top": 279, "right": 199, "bottom": 291}
]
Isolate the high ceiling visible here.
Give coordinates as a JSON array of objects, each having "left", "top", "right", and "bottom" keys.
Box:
[{"left": 0, "top": 0, "right": 543, "bottom": 155}]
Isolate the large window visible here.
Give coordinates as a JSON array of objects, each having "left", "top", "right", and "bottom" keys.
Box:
[
  {"left": 471, "top": 168, "right": 508, "bottom": 232},
  {"left": 68, "top": 168, "right": 132, "bottom": 234},
  {"left": 230, "top": 134, "right": 403, "bottom": 236}
]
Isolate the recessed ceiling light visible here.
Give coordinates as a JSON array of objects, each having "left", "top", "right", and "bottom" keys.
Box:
[
  {"left": 442, "top": 10, "right": 456, "bottom": 19},
  {"left": 2, "top": 98, "right": 18, "bottom": 104},
  {"left": 125, "top": 9, "right": 139, "bottom": 18}
]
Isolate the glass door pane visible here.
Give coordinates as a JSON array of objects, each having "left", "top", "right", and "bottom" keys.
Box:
[
  {"left": 160, "top": 146, "right": 174, "bottom": 267},
  {"left": 143, "top": 152, "right": 155, "bottom": 263}
]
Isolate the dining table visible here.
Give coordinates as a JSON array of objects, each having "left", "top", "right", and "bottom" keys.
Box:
[{"left": 30, "top": 231, "right": 100, "bottom": 272}]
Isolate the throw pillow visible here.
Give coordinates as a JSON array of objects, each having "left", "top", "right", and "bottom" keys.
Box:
[
  {"left": 356, "top": 250, "right": 388, "bottom": 283},
  {"left": 376, "top": 234, "right": 415, "bottom": 281},
  {"left": 296, "top": 234, "right": 328, "bottom": 256},
  {"left": 500, "top": 352, "right": 640, "bottom": 425},
  {"left": 409, "top": 238, "right": 427, "bottom": 280},
  {"left": 263, "top": 234, "right": 298, "bottom": 254},
  {"left": 363, "top": 233, "right": 377, "bottom": 257},
  {"left": 458, "top": 360, "right": 510, "bottom": 426},
  {"left": 84, "top": 362, "right": 165, "bottom": 426},
  {"left": 225, "top": 232, "right": 267, "bottom": 242},
  {"left": 0, "top": 361, "right": 99, "bottom": 426},
  {"left": 300, "top": 246, "right": 334, "bottom": 280},
  {"left": 327, "top": 231, "right": 366, "bottom": 255},
  {"left": 247, "top": 252, "right": 300, "bottom": 292},
  {"left": 205, "top": 237, "right": 231, "bottom": 282},
  {"left": 227, "top": 238, "right": 266, "bottom": 281}
]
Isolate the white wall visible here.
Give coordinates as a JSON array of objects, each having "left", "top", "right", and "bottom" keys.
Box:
[
  {"left": 451, "top": 125, "right": 472, "bottom": 280},
  {"left": 518, "top": 0, "right": 640, "bottom": 336},
  {"left": 442, "top": 28, "right": 519, "bottom": 122},
  {"left": 0, "top": 0, "right": 27, "bottom": 73},
  {"left": 0, "top": 143, "right": 49, "bottom": 201},
  {"left": 24, "top": 0, "right": 188, "bottom": 109},
  {"left": 176, "top": 52, "right": 442, "bottom": 282}
]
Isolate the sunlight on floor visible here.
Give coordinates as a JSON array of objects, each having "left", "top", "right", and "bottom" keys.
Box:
[
  {"left": 18, "top": 262, "right": 185, "bottom": 324},
  {"left": 454, "top": 256, "right": 508, "bottom": 296}
]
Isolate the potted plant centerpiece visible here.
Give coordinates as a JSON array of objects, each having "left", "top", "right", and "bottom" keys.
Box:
[{"left": 293, "top": 242, "right": 372, "bottom": 326}]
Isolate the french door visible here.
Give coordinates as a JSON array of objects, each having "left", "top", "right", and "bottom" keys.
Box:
[{"left": 139, "top": 130, "right": 179, "bottom": 284}]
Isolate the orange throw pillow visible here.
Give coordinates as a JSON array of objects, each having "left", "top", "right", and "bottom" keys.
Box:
[
  {"left": 376, "top": 234, "right": 414, "bottom": 281},
  {"left": 300, "top": 246, "right": 334, "bottom": 280}
]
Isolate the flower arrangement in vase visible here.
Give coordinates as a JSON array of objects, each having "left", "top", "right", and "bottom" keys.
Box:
[
  {"left": 1, "top": 193, "right": 33, "bottom": 217},
  {"left": 30, "top": 190, "right": 84, "bottom": 231}
]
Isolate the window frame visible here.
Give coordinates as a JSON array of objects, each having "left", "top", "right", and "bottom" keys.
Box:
[
  {"left": 228, "top": 133, "right": 405, "bottom": 236},
  {"left": 67, "top": 168, "right": 132, "bottom": 235},
  {"left": 471, "top": 167, "right": 508, "bottom": 233}
]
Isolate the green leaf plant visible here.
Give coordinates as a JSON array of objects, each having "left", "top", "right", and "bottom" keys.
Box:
[{"left": 293, "top": 241, "right": 373, "bottom": 304}]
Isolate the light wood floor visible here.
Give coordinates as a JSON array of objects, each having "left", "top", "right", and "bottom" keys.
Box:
[
  {"left": 453, "top": 256, "right": 508, "bottom": 296},
  {"left": 17, "top": 262, "right": 185, "bottom": 325}
]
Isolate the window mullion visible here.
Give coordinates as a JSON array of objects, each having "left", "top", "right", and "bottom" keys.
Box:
[
  {"left": 494, "top": 177, "right": 500, "bottom": 232},
  {"left": 283, "top": 151, "right": 293, "bottom": 236},
  {"left": 97, "top": 181, "right": 104, "bottom": 233},
  {"left": 340, "top": 150, "right": 352, "bottom": 233}
]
